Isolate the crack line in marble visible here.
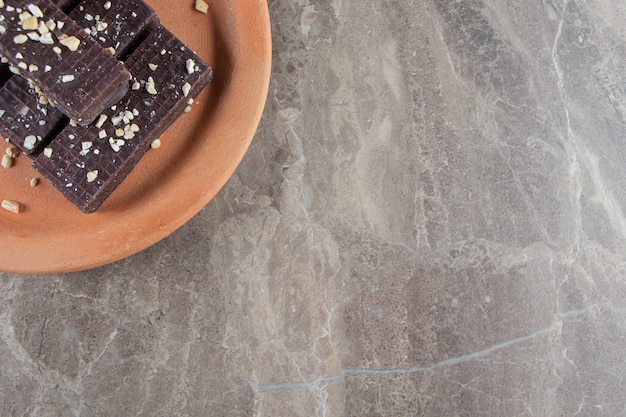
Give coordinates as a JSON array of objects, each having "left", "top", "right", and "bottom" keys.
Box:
[
  {"left": 550, "top": 0, "right": 583, "bottom": 264},
  {"left": 249, "top": 302, "right": 623, "bottom": 394},
  {"left": 35, "top": 316, "right": 48, "bottom": 374},
  {"left": 92, "top": 327, "right": 119, "bottom": 364}
]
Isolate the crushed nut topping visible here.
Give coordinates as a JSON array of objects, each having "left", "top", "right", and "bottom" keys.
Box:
[
  {"left": 58, "top": 34, "right": 81, "bottom": 51},
  {"left": 1, "top": 153, "right": 13, "bottom": 168},
  {"left": 150, "top": 138, "right": 161, "bottom": 149},
  {"left": 145, "top": 76, "right": 157, "bottom": 95},
  {"left": 23, "top": 135, "right": 37, "bottom": 150},
  {"left": 195, "top": 0, "right": 209, "bottom": 14},
  {"left": 5, "top": 147, "right": 18, "bottom": 158},
  {"left": 1, "top": 199, "right": 20, "bottom": 214},
  {"left": 86, "top": 170, "right": 98, "bottom": 182}
]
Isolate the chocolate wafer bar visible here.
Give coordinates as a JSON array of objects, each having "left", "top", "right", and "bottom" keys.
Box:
[
  {"left": 0, "top": 76, "right": 65, "bottom": 154},
  {"left": 0, "top": 0, "right": 76, "bottom": 85},
  {"left": 33, "top": 24, "right": 213, "bottom": 213},
  {"left": 68, "top": 0, "right": 158, "bottom": 57},
  {"left": 0, "top": 0, "right": 131, "bottom": 125},
  {"left": 0, "top": 0, "right": 157, "bottom": 155}
]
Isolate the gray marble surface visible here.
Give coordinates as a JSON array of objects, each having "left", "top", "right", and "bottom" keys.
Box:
[{"left": 2, "top": 0, "right": 626, "bottom": 415}]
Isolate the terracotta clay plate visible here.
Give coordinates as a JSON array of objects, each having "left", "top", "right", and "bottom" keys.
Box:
[{"left": 0, "top": 0, "right": 271, "bottom": 274}]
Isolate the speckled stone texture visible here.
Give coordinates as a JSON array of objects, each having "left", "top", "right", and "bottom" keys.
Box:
[{"left": 2, "top": 0, "right": 626, "bottom": 415}]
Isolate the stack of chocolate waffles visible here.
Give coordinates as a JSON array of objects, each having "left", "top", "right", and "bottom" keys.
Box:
[{"left": 0, "top": 0, "right": 213, "bottom": 212}]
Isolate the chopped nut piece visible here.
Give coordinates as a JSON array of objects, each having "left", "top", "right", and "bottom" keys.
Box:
[
  {"left": 21, "top": 16, "right": 38, "bottom": 31},
  {"left": 1, "top": 199, "right": 20, "bottom": 214},
  {"left": 151, "top": 138, "right": 162, "bottom": 149},
  {"left": 87, "top": 170, "right": 98, "bottom": 183},
  {"left": 23, "top": 135, "right": 37, "bottom": 150},
  {"left": 1, "top": 154, "right": 13, "bottom": 168},
  {"left": 40, "top": 32, "right": 54, "bottom": 44},
  {"left": 109, "top": 138, "right": 120, "bottom": 152},
  {"left": 58, "top": 35, "right": 81, "bottom": 51},
  {"left": 186, "top": 58, "right": 198, "bottom": 74},
  {"left": 45, "top": 19, "right": 56, "bottom": 31},
  {"left": 95, "top": 114, "right": 108, "bottom": 128},
  {"left": 145, "top": 76, "right": 157, "bottom": 95},
  {"left": 13, "top": 34, "right": 28, "bottom": 44},
  {"left": 182, "top": 82, "right": 191, "bottom": 97},
  {"left": 27, "top": 4, "right": 44, "bottom": 18},
  {"left": 40, "top": 20, "right": 51, "bottom": 34},
  {"left": 5, "top": 147, "right": 18, "bottom": 159},
  {"left": 195, "top": 0, "right": 209, "bottom": 14},
  {"left": 30, "top": 178, "right": 39, "bottom": 187},
  {"left": 61, "top": 74, "right": 75, "bottom": 83},
  {"left": 27, "top": 31, "right": 41, "bottom": 41}
]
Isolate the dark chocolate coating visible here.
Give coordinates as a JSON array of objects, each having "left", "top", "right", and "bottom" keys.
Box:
[
  {"left": 33, "top": 24, "right": 213, "bottom": 213},
  {"left": 0, "top": 76, "right": 65, "bottom": 154},
  {"left": 68, "top": 0, "right": 158, "bottom": 57},
  {"left": 54, "top": 0, "right": 79, "bottom": 10}
]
